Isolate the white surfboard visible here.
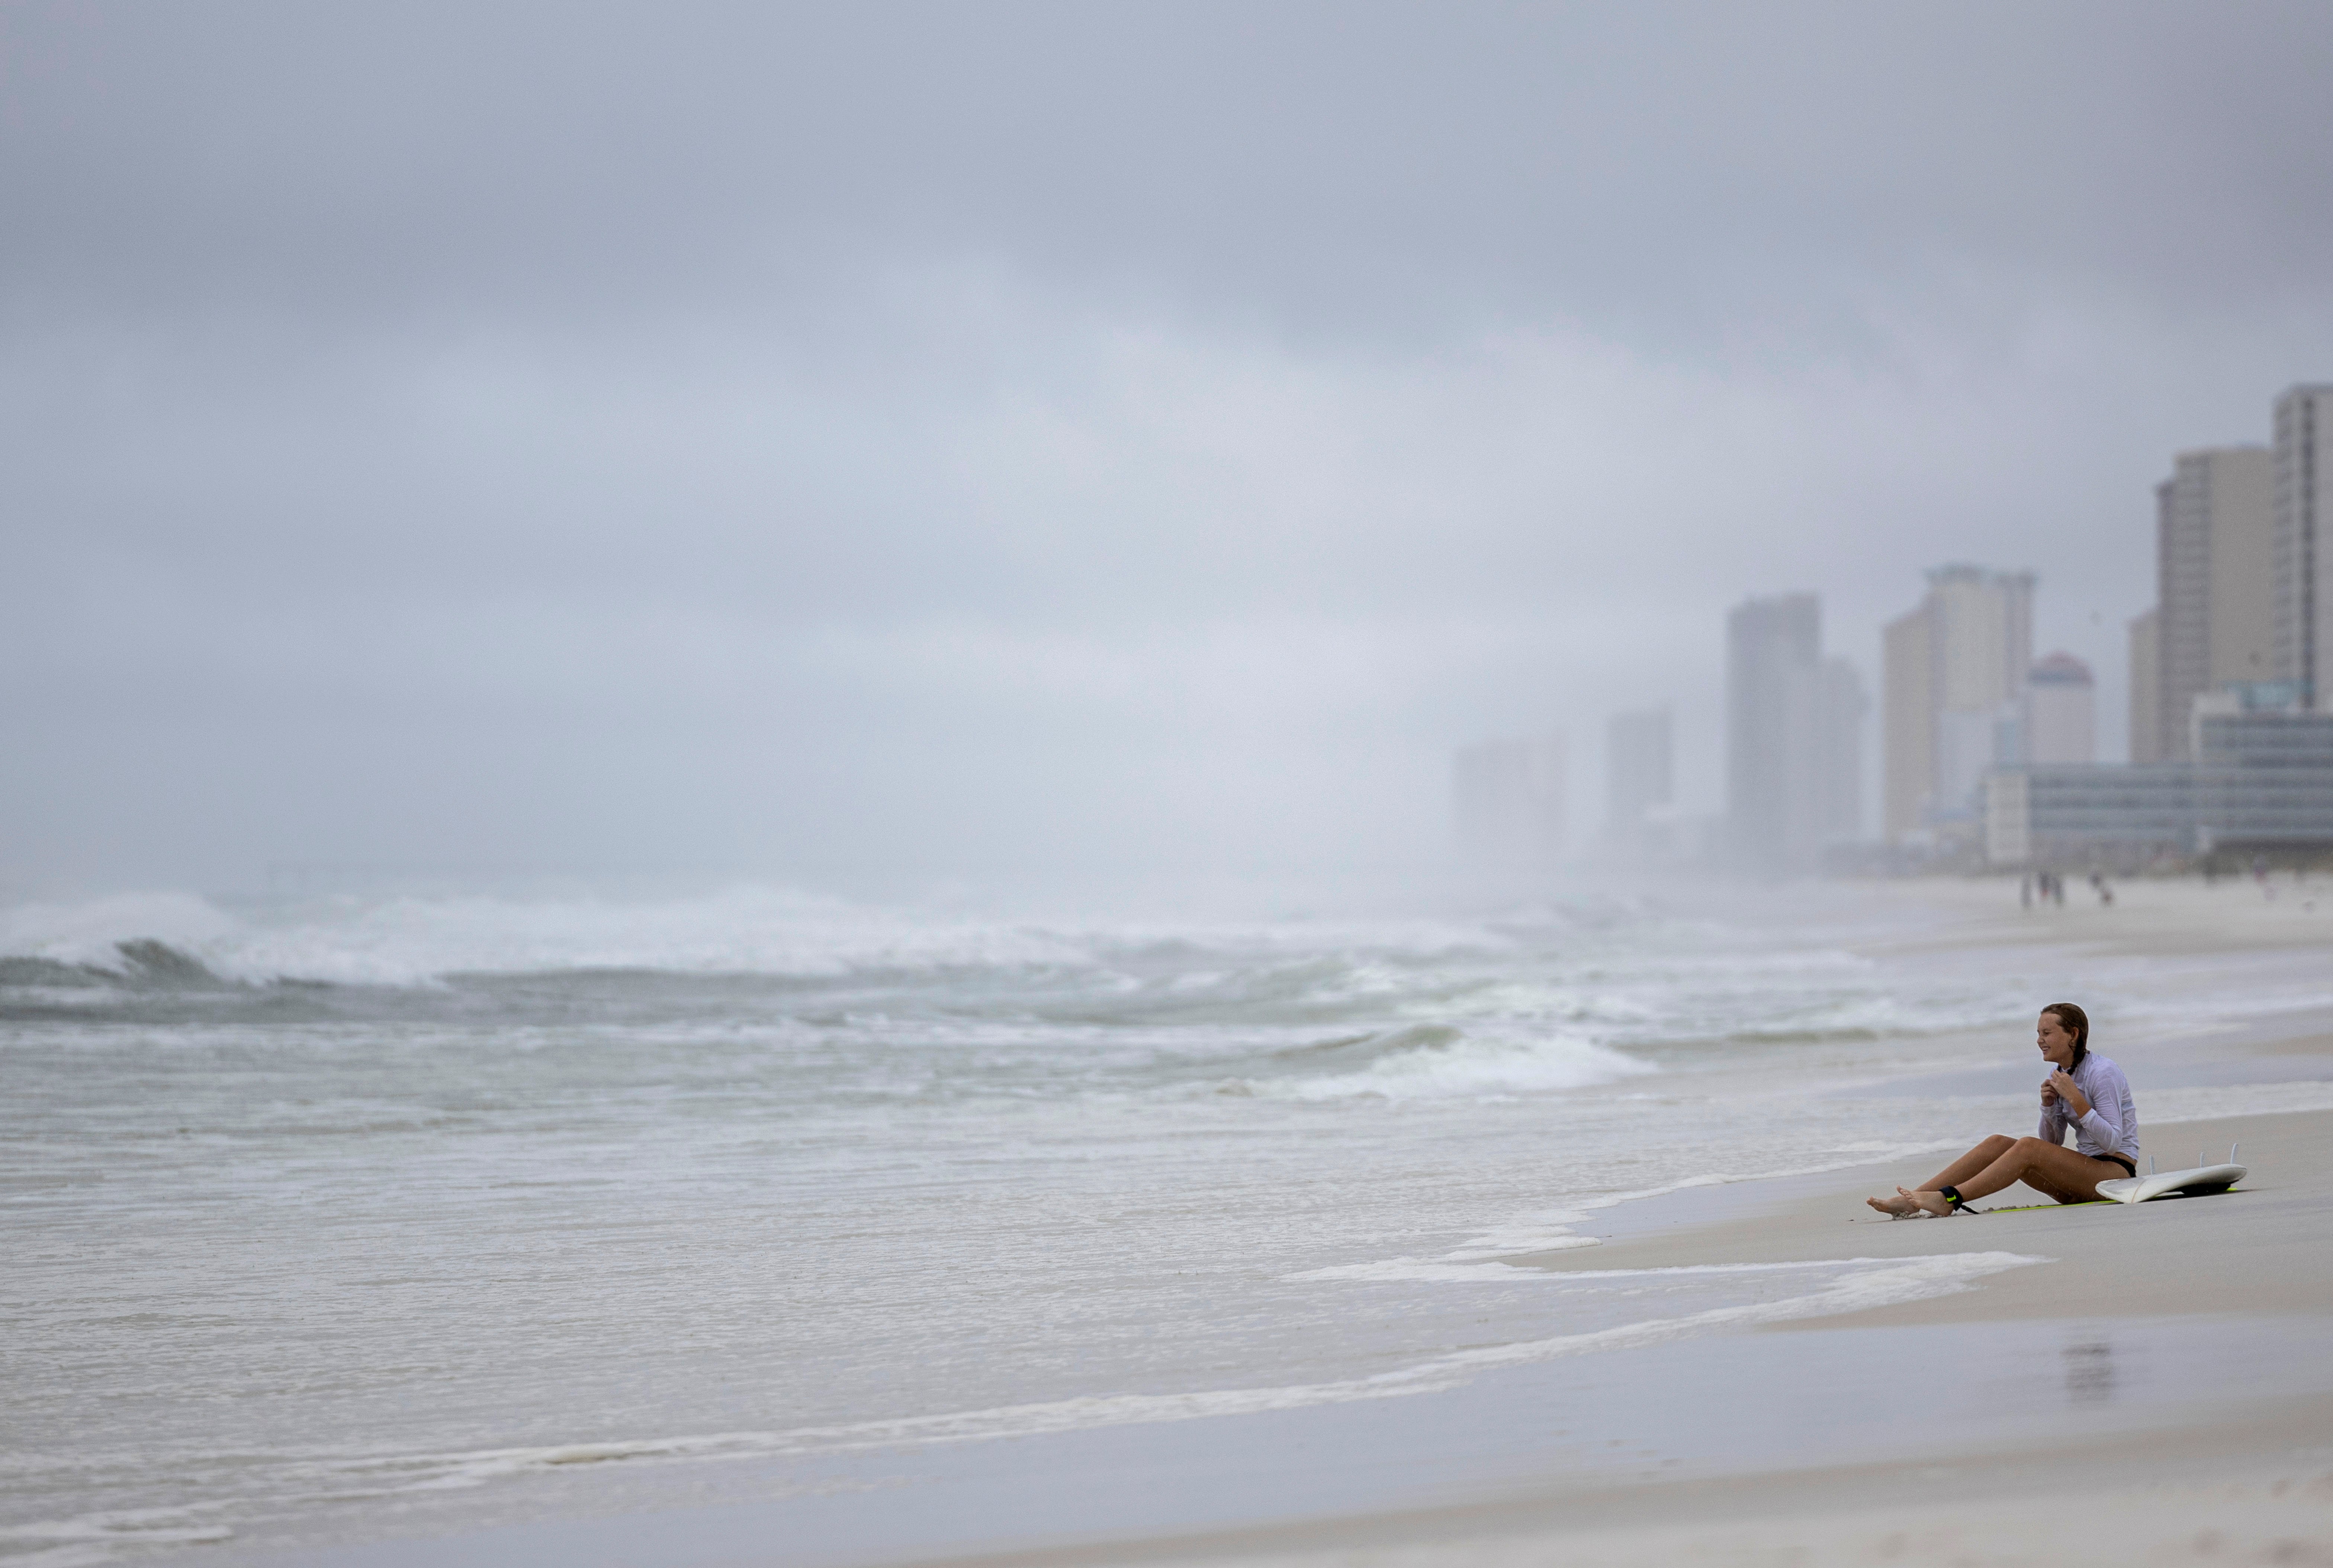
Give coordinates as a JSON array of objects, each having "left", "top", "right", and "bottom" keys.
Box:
[{"left": 2096, "top": 1161, "right": 2247, "bottom": 1204}]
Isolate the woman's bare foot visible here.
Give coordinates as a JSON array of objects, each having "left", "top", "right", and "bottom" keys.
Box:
[
  {"left": 1900, "top": 1186, "right": 1955, "bottom": 1217},
  {"left": 1866, "top": 1192, "right": 1919, "bottom": 1216}
]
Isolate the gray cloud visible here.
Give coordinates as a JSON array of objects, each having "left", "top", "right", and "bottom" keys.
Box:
[{"left": 7, "top": 2, "right": 2333, "bottom": 889}]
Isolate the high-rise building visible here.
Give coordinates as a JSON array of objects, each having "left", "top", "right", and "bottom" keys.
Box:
[
  {"left": 1883, "top": 605, "right": 1934, "bottom": 841},
  {"left": 2156, "top": 447, "right": 2274, "bottom": 755},
  {"left": 1726, "top": 593, "right": 1826, "bottom": 868},
  {"left": 1817, "top": 656, "right": 1866, "bottom": 843},
  {"left": 2129, "top": 608, "right": 2163, "bottom": 764},
  {"left": 1453, "top": 732, "right": 1565, "bottom": 868},
  {"left": 1605, "top": 708, "right": 1672, "bottom": 847},
  {"left": 2273, "top": 385, "right": 2333, "bottom": 709},
  {"left": 2025, "top": 652, "right": 2096, "bottom": 765},
  {"left": 1880, "top": 565, "right": 2036, "bottom": 842}
]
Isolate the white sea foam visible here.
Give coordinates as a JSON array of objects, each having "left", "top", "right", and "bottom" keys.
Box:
[
  {"left": 1435, "top": 1211, "right": 1601, "bottom": 1260},
  {"left": 1427, "top": 1142, "right": 1976, "bottom": 1261},
  {"left": 1, "top": 886, "right": 1114, "bottom": 986},
  {"left": 1257, "top": 1029, "right": 1656, "bottom": 1100},
  {"left": 222, "top": 888, "right": 1105, "bottom": 985},
  {"left": 1292, "top": 1251, "right": 2042, "bottom": 1286}
]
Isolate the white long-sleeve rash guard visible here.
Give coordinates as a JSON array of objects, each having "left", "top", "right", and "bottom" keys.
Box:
[{"left": 2040, "top": 1052, "right": 2140, "bottom": 1162}]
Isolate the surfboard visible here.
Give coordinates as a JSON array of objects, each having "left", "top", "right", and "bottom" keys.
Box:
[{"left": 2096, "top": 1162, "right": 2246, "bottom": 1204}]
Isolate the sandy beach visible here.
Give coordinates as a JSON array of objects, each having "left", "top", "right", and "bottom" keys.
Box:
[
  {"left": 1005, "top": 1108, "right": 2332, "bottom": 1568},
  {"left": 939, "top": 880, "right": 2333, "bottom": 1568}
]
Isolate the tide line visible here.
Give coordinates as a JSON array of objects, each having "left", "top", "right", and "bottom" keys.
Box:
[{"left": 301, "top": 1249, "right": 2045, "bottom": 1492}]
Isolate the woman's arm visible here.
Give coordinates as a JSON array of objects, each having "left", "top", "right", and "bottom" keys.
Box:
[
  {"left": 2038, "top": 1080, "right": 2069, "bottom": 1144},
  {"left": 2059, "top": 1065, "right": 2126, "bottom": 1150}
]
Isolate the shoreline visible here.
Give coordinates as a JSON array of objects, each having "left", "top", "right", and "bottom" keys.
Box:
[
  {"left": 945, "top": 888, "right": 2333, "bottom": 1568},
  {"left": 202, "top": 884, "right": 2333, "bottom": 1568},
  {"left": 909, "top": 1115, "right": 2333, "bottom": 1568},
  {"left": 231, "top": 1069, "right": 2333, "bottom": 1568},
  {"left": 903, "top": 889, "right": 2333, "bottom": 1567}
]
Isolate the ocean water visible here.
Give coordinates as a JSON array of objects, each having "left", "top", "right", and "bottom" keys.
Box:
[{"left": 5, "top": 881, "right": 2331, "bottom": 1565}]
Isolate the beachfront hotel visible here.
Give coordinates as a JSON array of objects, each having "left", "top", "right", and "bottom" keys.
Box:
[
  {"left": 2274, "top": 383, "right": 2333, "bottom": 710},
  {"left": 2129, "top": 605, "right": 2162, "bottom": 764},
  {"left": 2153, "top": 446, "right": 2275, "bottom": 758},
  {"left": 1986, "top": 704, "right": 2333, "bottom": 867},
  {"left": 1881, "top": 563, "right": 2036, "bottom": 845},
  {"left": 1724, "top": 592, "right": 1865, "bottom": 871},
  {"left": 2024, "top": 652, "right": 2097, "bottom": 766}
]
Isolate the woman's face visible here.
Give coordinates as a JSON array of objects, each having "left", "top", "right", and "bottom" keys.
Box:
[{"left": 2036, "top": 1011, "right": 2077, "bottom": 1069}]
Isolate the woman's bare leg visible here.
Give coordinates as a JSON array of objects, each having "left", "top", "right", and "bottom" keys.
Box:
[
  {"left": 1867, "top": 1135, "right": 2015, "bottom": 1215},
  {"left": 1899, "top": 1138, "right": 2118, "bottom": 1216},
  {"left": 1922, "top": 1135, "right": 2018, "bottom": 1192}
]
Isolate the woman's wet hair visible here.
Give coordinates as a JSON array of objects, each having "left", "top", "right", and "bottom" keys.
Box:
[{"left": 2042, "top": 1002, "right": 2089, "bottom": 1069}]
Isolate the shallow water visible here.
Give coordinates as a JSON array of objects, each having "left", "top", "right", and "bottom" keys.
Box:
[{"left": 5, "top": 881, "right": 2330, "bottom": 1564}]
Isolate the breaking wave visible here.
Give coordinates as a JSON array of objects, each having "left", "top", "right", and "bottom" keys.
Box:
[
  {"left": 0, "top": 939, "right": 233, "bottom": 993},
  {"left": 0, "top": 887, "right": 1103, "bottom": 989},
  {"left": 1230, "top": 1021, "right": 1654, "bottom": 1100}
]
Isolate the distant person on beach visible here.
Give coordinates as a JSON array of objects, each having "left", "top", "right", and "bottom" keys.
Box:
[{"left": 1867, "top": 1003, "right": 2138, "bottom": 1217}]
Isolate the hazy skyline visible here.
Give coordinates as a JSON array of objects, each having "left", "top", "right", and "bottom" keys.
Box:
[{"left": 8, "top": 1, "right": 2333, "bottom": 890}]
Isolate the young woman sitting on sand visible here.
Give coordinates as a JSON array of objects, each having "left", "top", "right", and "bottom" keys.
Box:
[{"left": 1869, "top": 1002, "right": 2139, "bottom": 1217}]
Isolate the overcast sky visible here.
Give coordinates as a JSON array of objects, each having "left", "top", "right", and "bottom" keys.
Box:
[{"left": 7, "top": 1, "right": 2333, "bottom": 893}]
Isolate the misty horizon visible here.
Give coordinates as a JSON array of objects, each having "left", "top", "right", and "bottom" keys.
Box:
[{"left": 9, "top": 2, "right": 2333, "bottom": 893}]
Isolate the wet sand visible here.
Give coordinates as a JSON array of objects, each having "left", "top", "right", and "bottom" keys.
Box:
[
  {"left": 921, "top": 1123, "right": 2333, "bottom": 1568},
  {"left": 1856, "top": 868, "right": 2333, "bottom": 958}
]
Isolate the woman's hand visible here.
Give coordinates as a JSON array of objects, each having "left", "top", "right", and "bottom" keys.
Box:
[{"left": 2047, "top": 1069, "right": 2091, "bottom": 1119}]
